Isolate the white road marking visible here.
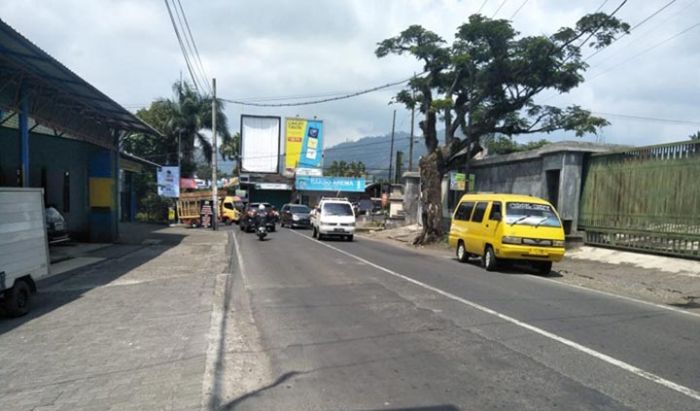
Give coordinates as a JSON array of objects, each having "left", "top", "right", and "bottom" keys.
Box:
[
  {"left": 358, "top": 233, "right": 700, "bottom": 320},
  {"left": 290, "top": 229, "right": 700, "bottom": 402}
]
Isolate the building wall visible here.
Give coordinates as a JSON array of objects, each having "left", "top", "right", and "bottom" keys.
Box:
[
  {"left": 471, "top": 151, "right": 587, "bottom": 234},
  {"left": 0, "top": 127, "right": 114, "bottom": 240}
]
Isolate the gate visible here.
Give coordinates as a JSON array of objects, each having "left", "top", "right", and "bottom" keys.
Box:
[{"left": 578, "top": 140, "right": 700, "bottom": 259}]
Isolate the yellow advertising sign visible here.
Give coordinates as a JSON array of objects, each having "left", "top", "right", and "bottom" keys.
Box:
[{"left": 285, "top": 118, "right": 306, "bottom": 171}]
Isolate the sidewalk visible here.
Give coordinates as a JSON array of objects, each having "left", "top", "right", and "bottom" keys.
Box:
[
  {"left": 0, "top": 225, "right": 229, "bottom": 411},
  {"left": 359, "top": 225, "right": 700, "bottom": 314}
]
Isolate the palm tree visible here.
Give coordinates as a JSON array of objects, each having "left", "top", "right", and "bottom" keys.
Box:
[{"left": 168, "top": 81, "right": 230, "bottom": 177}]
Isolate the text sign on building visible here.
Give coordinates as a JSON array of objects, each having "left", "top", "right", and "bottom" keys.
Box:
[
  {"left": 285, "top": 118, "right": 324, "bottom": 173},
  {"left": 449, "top": 172, "right": 466, "bottom": 191},
  {"left": 157, "top": 166, "right": 180, "bottom": 198},
  {"left": 295, "top": 175, "right": 365, "bottom": 192}
]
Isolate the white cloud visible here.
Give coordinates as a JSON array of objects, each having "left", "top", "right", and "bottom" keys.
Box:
[{"left": 2, "top": 0, "right": 699, "bottom": 147}]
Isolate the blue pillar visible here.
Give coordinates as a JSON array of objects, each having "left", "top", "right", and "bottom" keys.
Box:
[{"left": 19, "top": 86, "right": 29, "bottom": 187}]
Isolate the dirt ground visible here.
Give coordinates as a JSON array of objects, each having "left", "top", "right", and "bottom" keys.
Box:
[{"left": 358, "top": 225, "right": 700, "bottom": 314}]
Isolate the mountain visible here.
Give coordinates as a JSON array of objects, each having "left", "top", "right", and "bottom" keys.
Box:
[{"left": 324, "top": 132, "right": 429, "bottom": 180}]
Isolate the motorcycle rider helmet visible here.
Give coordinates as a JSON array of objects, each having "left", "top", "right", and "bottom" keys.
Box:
[{"left": 258, "top": 204, "right": 266, "bottom": 211}]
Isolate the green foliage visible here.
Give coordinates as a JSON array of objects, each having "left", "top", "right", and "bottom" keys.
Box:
[
  {"left": 483, "top": 135, "right": 549, "bottom": 155},
  {"left": 375, "top": 13, "right": 629, "bottom": 166},
  {"left": 689, "top": 131, "right": 700, "bottom": 141},
  {"left": 325, "top": 161, "right": 367, "bottom": 177},
  {"left": 123, "top": 80, "right": 230, "bottom": 178}
]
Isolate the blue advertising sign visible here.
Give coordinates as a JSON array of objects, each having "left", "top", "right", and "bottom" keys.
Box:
[
  {"left": 298, "top": 120, "right": 323, "bottom": 168},
  {"left": 295, "top": 175, "right": 366, "bottom": 192}
]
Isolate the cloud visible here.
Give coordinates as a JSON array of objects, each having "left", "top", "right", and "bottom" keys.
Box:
[{"left": 1, "top": 0, "right": 698, "bottom": 148}]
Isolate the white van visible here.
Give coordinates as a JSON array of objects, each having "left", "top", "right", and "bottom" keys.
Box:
[
  {"left": 311, "top": 197, "right": 356, "bottom": 241},
  {"left": 0, "top": 188, "right": 51, "bottom": 316}
]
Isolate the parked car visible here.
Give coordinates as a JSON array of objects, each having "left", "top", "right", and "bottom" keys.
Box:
[
  {"left": 448, "top": 193, "right": 565, "bottom": 275},
  {"left": 239, "top": 202, "right": 277, "bottom": 232},
  {"left": 311, "top": 197, "right": 356, "bottom": 241},
  {"left": 280, "top": 204, "right": 311, "bottom": 228},
  {"left": 45, "top": 206, "right": 69, "bottom": 244}
]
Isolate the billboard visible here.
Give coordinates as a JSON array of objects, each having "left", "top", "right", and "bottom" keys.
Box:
[
  {"left": 295, "top": 175, "right": 365, "bottom": 192},
  {"left": 285, "top": 118, "right": 323, "bottom": 173},
  {"left": 241, "top": 115, "right": 281, "bottom": 173},
  {"left": 157, "top": 166, "right": 180, "bottom": 198}
]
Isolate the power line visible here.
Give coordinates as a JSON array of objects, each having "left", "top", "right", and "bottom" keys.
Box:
[
  {"left": 595, "top": 0, "right": 611, "bottom": 12},
  {"left": 588, "top": 21, "right": 700, "bottom": 80},
  {"left": 577, "top": 0, "right": 628, "bottom": 50},
  {"left": 478, "top": 0, "right": 490, "bottom": 14},
  {"left": 222, "top": 73, "right": 426, "bottom": 107},
  {"left": 491, "top": 0, "right": 509, "bottom": 18},
  {"left": 591, "top": 111, "right": 700, "bottom": 126},
  {"left": 509, "top": 0, "right": 529, "bottom": 20},
  {"left": 585, "top": 0, "right": 682, "bottom": 62},
  {"left": 163, "top": 0, "right": 204, "bottom": 93},
  {"left": 174, "top": 0, "right": 211, "bottom": 93}
]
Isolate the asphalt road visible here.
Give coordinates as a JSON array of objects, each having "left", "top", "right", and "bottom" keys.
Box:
[{"left": 221, "top": 226, "right": 700, "bottom": 411}]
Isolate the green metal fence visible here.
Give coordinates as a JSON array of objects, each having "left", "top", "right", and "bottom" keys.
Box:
[{"left": 578, "top": 140, "right": 700, "bottom": 259}]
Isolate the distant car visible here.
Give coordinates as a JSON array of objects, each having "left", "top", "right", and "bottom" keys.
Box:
[
  {"left": 45, "top": 206, "right": 69, "bottom": 244},
  {"left": 280, "top": 204, "right": 311, "bottom": 228},
  {"left": 239, "top": 202, "right": 276, "bottom": 233}
]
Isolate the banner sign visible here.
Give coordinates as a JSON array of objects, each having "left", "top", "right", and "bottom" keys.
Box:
[
  {"left": 241, "top": 115, "right": 281, "bottom": 173},
  {"left": 449, "top": 172, "right": 466, "bottom": 191},
  {"left": 295, "top": 167, "right": 323, "bottom": 176},
  {"left": 295, "top": 175, "right": 365, "bottom": 192},
  {"left": 157, "top": 166, "right": 180, "bottom": 198},
  {"left": 285, "top": 118, "right": 324, "bottom": 172}
]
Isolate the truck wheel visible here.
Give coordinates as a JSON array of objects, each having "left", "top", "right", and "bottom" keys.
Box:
[
  {"left": 482, "top": 246, "right": 498, "bottom": 272},
  {"left": 456, "top": 241, "right": 469, "bottom": 263},
  {"left": 1, "top": 280, "right": 32, "bottom": 317}
]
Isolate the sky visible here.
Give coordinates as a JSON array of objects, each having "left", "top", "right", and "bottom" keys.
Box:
[{"left": 2, "top": 0, "right": 700, "bottom": 148}]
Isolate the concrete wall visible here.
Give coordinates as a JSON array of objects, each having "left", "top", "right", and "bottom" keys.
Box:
[{"left": 471, "top": 148, "right": 592, "bottom": 234}]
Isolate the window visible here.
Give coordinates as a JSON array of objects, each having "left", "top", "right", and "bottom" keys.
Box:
[
  {"left": 290, "top": 205, "right": 310, "bottom": 213},
  {"left": 454, "top": 202, "right": 474, "bottom": 221},
  {"left": 471, "top": 202, "right": 487, "bottom": 223},
  {"left": 489, "top": 202, "right": 502, "bottom": 221},
  {"left": 505, "top": 202, "right": 561, "bottom": 227},
  {"left": 224, "top": 202, "right": 235, "bottom": 210},
  {"left": 322, "top": 202, "right": 353, "bottom": 216}
]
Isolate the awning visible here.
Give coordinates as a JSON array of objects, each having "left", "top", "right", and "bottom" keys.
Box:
[{"left": 0, "top": 19, "right": 161, "bottom": 149}]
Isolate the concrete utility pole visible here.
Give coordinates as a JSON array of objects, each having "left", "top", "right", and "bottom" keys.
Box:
[
  {"left": 211, "top": 78, "right": 218, "bottom": 231},
  {"left": 387, "top": 109, "right": 396, "bottom": 186},
  {"left": 408, "top": 73, "right": 416, "bottom": 171}
]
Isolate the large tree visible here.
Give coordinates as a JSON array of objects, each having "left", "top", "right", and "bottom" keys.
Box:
[
  {"left": 124, "top": 80, "right": 230, "bottom": 177},
  {"left": 376, "top": 13, "right": 629, "bottom": 244}
]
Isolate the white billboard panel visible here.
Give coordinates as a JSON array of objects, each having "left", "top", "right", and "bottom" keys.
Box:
[{"left": 241, "top": 115, "right": 280, "bottom": 173}]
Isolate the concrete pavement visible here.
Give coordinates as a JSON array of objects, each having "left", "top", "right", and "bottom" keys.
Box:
[{"left": 0, "top": 226, "right": 229, "bottom": 411}]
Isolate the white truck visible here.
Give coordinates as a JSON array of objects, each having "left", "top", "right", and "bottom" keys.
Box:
[
  {"left": 311, "top": 197, "right": 356, "bottom": 241},
  {"left": 0, "top": 188, "right": 51, "bottom": 316}
]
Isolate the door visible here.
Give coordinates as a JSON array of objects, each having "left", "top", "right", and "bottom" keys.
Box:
[
  {"left": 546, "top": 170, "right": 560, "bottom": 210},
  {"left": 467, "top": 201, "right": 489, "bottom": 254},
  {"left": 451, "top": 201, "right": 475, "bottom": 249}
]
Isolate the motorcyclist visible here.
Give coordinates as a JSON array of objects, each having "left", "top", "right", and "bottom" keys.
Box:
[{"left": 254, "top": 204, "right": 268, "bottom": 231}]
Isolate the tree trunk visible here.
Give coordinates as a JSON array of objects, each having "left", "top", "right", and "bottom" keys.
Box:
[{"left": 413, "top": 151, "right": 445, "bottom": 245}]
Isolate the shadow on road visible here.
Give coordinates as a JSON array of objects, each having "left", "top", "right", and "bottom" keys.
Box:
[{"left": 0, "top": 224, "right": 186, "bottom": 334}]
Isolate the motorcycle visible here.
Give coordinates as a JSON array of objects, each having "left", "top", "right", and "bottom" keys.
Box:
[{"left": 256, "top": 224, "right": 268, "bottom": 240}]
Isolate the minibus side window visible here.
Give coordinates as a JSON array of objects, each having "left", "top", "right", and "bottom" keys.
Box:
[
  {"left": 489, "top": 202, "right": 502, "bottom": 221},
  {"left": 454, "top": 202, "right": 474, "bottom": 221},
  {"left": 471, "top": 202, "right": 487, "bottom": 223}
]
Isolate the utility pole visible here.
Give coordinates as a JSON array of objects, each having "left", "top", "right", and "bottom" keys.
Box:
[
  {"left": 408, "top": 73, "right": 416, "bottom": 171},
  {"left": 211, "top": 78, "right": 218, "bottom": 231},
  {"left": 387, "top": 109, "right": 396, "bottom": 186}
]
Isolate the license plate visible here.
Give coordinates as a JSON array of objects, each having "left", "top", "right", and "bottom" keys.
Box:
[
  {"left": 333, "top": 228, "right": 345, "bottom": 233},
  {"left": 54, "top": 222, "right": 64, "bottom": 231},
  {"left": 529, "top": 248, "right": 548, "bottom": 256}
]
